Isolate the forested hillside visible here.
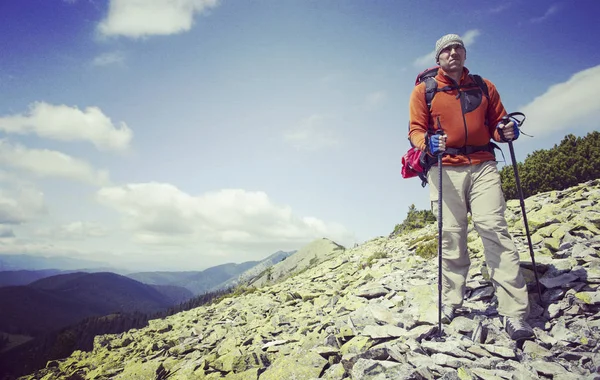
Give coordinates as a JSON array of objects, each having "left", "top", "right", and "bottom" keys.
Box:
[
  {"left": 500, "top": 131, "right": 600, "bottom": 199},
  {"left": 0, "top": 286, "right": 232, "bottom": 379}
]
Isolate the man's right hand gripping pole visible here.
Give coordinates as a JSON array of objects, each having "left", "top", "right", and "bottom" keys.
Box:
[{"left": 428, "top": 130, "right": 447, "bottom": 156}]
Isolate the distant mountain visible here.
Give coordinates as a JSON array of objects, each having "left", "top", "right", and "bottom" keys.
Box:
[
  {"left": 0, "top": 254, "right": 114, "bottom": 272},
  {"left": 212, "top": 250, "right": 296, "bottom": 291},
  {"left": 0, "top": 269, "right": 67, "bottom": 287},
  {"left": 249, "top": 239, "right": 344, "bottom": 287},
  {"left": 127, "top": 261, "right": 260, "bottom": 295},
  {"left": 0, "top": 272, "right": 180, "bottom": 337},
  {"left": 148, "top": 284, "right": 194, "bottom": 305}
]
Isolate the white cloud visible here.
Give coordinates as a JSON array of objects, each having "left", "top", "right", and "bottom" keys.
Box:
[
  {"left": 413, "top": 29, "right": 481, "bottom": 68},
  {"left": 97, "top": 0, "right": 220, "bottom": 39},
  {"left": 96, "top": 182, "right": 354, "bottom": 248},
  {"left": 0, "top": 141, "right": 111, "bottom": 186},
  {"left": 0, "top": 181, "right": 46, "bottom": 225},
  {"left": 93, "top": 51, "right": 125, "bottom": 66},
  {"left": 35, "top": 221, "right": 109, "bottom": 240},
  {"left": 530, "top": 4, "right": 559, "bottom": 23},
  {"left": 518, "top": 65, "right": 600, "bottom": 136},
  {"left": 0, "top": 102, "right": 133, "bottom": 152},
  {"left": 284, "top": 114, "right": 341, "bottom": 150}
]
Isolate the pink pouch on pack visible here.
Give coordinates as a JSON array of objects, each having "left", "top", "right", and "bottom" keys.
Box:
[{"left": 401, "top": 147, "right": 424, "bottom": 179}]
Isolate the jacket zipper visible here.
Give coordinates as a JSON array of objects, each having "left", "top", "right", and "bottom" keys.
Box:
[
  {"left": 444, "top": 74, "right": 474, "bottom": 164},
  {"left": 459, "top": 91, "right": 472, "bottom": 164}
]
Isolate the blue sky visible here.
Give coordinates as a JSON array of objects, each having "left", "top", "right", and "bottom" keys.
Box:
[{"left": 0, "top": 0, "right": 598, "bottom": 271}]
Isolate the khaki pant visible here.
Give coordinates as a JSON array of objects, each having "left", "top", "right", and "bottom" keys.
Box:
[{"left": 427, "top": 160, "right": 530, "bottom": 318}]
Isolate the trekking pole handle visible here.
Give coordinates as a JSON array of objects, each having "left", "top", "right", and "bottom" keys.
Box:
[
  {"left": 434, "top": 118, "right": 446, "bottom": 156},
  {"left": 500, "top": 111, "right": 532, "bottom": 140},
  {"left": 501, "top": 112, "right": 526, "bottom": 128}
]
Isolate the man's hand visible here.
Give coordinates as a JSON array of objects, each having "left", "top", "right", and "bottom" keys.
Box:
[
  {"left": 428, "top": 133, "right": 446, "bottom": 155},
  {"left": 497, "top": 121, "right": 520, "bottom": 142}
]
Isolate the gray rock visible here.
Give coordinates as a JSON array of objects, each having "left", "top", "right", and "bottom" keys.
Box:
[
  {"left": 421, "top": 340, "right": 477, "bottom": 360},
  {"left": 406, "top": 325, "right": 437, "bottom": 342},
  {"left": 531, "top": 360, "right": 570, "bottom": 377},
  {"left": 362, "top": 324, "right": 408, "bottom": 339},
  {"left": 431, "top": 353, "right": 474, "bottom": 369},
  {"left": 350, "top": 358, "right": 402, "bottom": 379},
  {"left": 522, "top": 340, "right": 552, "bottom": 359},
  {"left": 449, "top": 316, "right": 477, "bottom": 334},
  {"left": 367, "top": 303, "right": 399, "bottom": 325},
  {"left": 470, "top": 367, "right": 510, "bottom": 380},
  {"left": 468, "top": 285, "right": 495, "bottom": 301},
  {"left": 356, "top": 286, "right": 389, "bottom": 299},
  {"left": 540, "top": 272, "right": 581, "bottom": 288}
]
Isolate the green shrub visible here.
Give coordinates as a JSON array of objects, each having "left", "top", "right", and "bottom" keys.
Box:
[
  {"left": 231, "top": 286, "right": 258, "bottom": 297},
  {"left": 409, "top": 234, "right": 438, "bottom": 260},
  {"left": 409, "top": 234, "right": 436, "bottom": 246},
  {"left": 500, "top": 131, "right": 600, "bottom": 200},
  {"left": 363, "top": 251, "right": 389, "bottom": 268},
  {"left": 415, "top": 239, "right": 437, "bottom": 260},
  {"left": 392, "top": 204, "right": 436, "bottom": 237}
]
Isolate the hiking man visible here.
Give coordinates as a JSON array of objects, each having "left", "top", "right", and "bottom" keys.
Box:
[{"left": 407, "top": 33, "right": 535, "bottom": 340}]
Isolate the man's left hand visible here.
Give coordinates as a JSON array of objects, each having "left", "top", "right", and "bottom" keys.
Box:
[{"left": 498, "top": 121, "right": 520, "bottom": 142}]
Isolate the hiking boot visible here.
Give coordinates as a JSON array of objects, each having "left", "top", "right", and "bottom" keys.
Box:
[
  {"left": 502, "top": 316, "right": 535, "bottom": 341},
  {"left": 441, "top": 306, "right": 456, "bottom": 324}
]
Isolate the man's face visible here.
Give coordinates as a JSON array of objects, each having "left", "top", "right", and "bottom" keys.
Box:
[{"left": 438, "top": 44, "right": 466, "bottom": 74}]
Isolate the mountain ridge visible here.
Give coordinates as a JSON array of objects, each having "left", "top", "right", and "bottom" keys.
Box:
[
  {"left": 0, "top": 272, "right": 179, "bottom": 337},
  {"left": 210, "top": 250, "right": 296, "bottom": 291},
  {"left": 126, "top": 251, "right": 297, "bottom": 295}
]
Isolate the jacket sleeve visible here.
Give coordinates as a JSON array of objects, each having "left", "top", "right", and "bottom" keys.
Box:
[
  {"left": 485, "top": 79, "right": 509, "bottom": 142},
  {"left": 408, "top": 83, "right": 430, "bottom": 151}
]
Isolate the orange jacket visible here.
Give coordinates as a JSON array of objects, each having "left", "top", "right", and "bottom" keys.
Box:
[{"left": 408, "top": 67, "right": 508, "bottom": 166}]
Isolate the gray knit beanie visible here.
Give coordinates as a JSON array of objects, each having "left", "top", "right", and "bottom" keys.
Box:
[{"left": 435, "top": 34, "right": 465, "bottom": 62}]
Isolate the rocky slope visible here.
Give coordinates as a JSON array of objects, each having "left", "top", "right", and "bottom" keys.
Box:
[{"left": 20, "top": 180, "right": 600, "bottom": 379}]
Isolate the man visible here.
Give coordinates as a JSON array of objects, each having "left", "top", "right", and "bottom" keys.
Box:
[{"left": 408, "top": 33, "right": 535, "bottom": 341}]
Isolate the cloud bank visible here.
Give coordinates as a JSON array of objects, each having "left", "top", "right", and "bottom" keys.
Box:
[
  {"left": 0, "top": 141, "right": 111, "bottom": 186},
  {"left": 96, "top": 183, "right": 354, "bottom": 249},
  {"left": 0, "top": 102, "right": 133, "bottom": 152},
  {"left": 0, "top": 175, "right": 46, "bottom": 225},
  {"left": 519, "top": 64, "right": 600, "bottom": 137}
]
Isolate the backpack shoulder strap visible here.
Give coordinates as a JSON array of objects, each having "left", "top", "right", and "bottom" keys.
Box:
[
  {"left": 470, "top": 74, "right": 489, "bottom": 99},
  {"left": 407, "top": 67, "right": 438, "bottom": 146},
  {"left": 415, "top": 66, "right": 440, "bottom": 112},
  {"left": 423, "top": 76, "right": 438, "bottom": 111}
]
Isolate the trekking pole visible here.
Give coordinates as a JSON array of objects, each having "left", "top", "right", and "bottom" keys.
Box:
[
  {"left": 437, "top": 150, "right": 443, "bottom": 337},
  {"left": 434, "top": 125, "right": 444, "bottom": 338},
  {"left": 502, "top": 112, "right": 543, "bottom": 304}
]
